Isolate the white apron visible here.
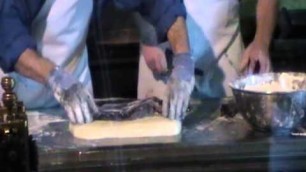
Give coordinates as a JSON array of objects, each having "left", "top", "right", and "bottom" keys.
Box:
[
  {"left": 138, "top": 0, "right": 244, "bottom": 99},
  {"left": 1, "top": 0, "right": 93, "bottom": 109}
]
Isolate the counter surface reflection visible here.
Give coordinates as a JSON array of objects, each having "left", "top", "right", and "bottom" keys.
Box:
[{"left": 30, "top": 98, "right": 306, "bottom": 171}]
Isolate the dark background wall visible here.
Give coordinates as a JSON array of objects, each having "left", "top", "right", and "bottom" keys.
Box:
[
  {"left": 87, "top": 2, "right": 140, "bottom": 98},
  {"left": 87, "top": 1, "right": 306, "bottom": 99}
]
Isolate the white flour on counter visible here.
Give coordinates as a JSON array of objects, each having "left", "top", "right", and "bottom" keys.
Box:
[{"left": 27, "top": 110, "right": 67, "bottom": 136}]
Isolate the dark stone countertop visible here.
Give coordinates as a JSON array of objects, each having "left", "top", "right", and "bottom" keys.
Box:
[{"left": 28, "top": 98, "right": 306, "bottom": 172}]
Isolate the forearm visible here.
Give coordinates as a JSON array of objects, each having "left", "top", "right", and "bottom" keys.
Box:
[
  {"left": 135, "top": 14, "right": 190, "bottom": 54},
  {"left": 167, "top": 17, "right": 190, "bottom": 54},
  {"left": 15, "top": 49, "right": 55, "bottom": 84},
  {"left": 254, "top": 0, "right": 278, "bottom": 47},
  {"left": 133, "top": 13, "right": 159, "bottom": 46}
]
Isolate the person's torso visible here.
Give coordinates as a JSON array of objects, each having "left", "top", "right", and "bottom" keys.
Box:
[
  {"left": 184, "top": 0, "right": 241, "bottom": 64},
  {"left": 9, "top": 0, "right": 94, "bottom": 109},
  {"left": 184, "top": 0, "right": 243, "bottom": 97}
]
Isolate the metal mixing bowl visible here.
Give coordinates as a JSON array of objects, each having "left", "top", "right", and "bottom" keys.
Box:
[{"left": 230, "top": 72, "right": 306, "bottom": 132}]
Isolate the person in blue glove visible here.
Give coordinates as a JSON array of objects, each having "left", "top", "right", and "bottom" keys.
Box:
[
  {"left": 136, "top": 0, "right": 277, "bottom": 120},
  {"left": 0, "top": 0, "right": 192, "bottom": 124}
]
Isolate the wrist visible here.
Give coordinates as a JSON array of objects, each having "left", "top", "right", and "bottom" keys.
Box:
[
  {"left": 47, "top": 66, "right": 62, "bottom": 87},
  {"left": 172, "top": 53, "right": 194, "bottom": 81},
  {"left": 254, "top": 34, "right": 271, "bottom": 50},
  {"left": 173, "top": 52, "right": 194, "bottom": 68},
  {"left": 48, "top": 66, "right": 80, "bottom": 91},
  {"left": 48, "top": 65, "right": 61, "bottom": 79}
]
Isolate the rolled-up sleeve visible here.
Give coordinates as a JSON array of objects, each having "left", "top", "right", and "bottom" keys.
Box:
[
  {"left": 114, "top": 0, "right": 187, "bottom": 43},
  {"left": 0, "top": 0, "right": 36, "bottom": 72}
]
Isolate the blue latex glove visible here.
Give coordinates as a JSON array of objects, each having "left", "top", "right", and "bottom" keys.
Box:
[
  {"left": 48, "top": 67, "right": 98, "bottom": 124},
  {"left": 163, "top": 53, "right": 195, "bottom": 120}
]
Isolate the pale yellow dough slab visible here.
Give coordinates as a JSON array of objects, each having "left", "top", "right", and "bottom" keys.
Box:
[{"left": 69, "top": 116, "right": 181, "bottom": 140}]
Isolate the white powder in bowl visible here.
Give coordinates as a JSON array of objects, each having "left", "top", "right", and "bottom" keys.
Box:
[{"left": 244, "top": 73, "right": 305, "bottom": 93}]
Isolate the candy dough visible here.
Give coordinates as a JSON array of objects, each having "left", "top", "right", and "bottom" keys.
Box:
[{"left": 69, "top": 116, "right": 181, "bottom": 140}]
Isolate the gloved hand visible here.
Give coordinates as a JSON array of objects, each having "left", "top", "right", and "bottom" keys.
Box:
[
  {"left": 48, "top": 67, "right": 98, "bottom": 124},
  {"left": 163, "top": 53, "right": 195, "bottom": 120}
]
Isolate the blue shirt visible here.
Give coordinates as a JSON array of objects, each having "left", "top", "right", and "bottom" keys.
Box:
[{"left": 0, "top": 0, "right": 186, "bottom": 72}]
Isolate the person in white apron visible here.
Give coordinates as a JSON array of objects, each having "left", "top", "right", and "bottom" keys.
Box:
[
  {"left": 0, "top": 0, "right": 191, "bottom": 123},
  {"left": 0, "top": 0, "right": 97, "bottom": 124},
  {"left": 137, "top": 0, "right": 277, "bottom": 110},
  {"left": 8, "top": 0, "right": 94, "bottom": 109}
]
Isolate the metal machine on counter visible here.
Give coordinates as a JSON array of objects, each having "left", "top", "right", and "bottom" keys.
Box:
[{"left": 0, "top": 77, "right": 37, "bottom": 172}]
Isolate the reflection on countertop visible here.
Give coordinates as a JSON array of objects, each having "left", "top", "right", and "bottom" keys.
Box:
[{"left": 27, "top": 98, "right": 306, "bottom": 171}]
